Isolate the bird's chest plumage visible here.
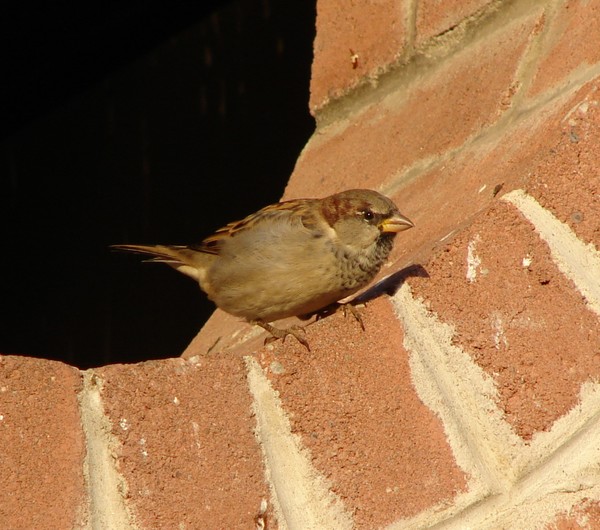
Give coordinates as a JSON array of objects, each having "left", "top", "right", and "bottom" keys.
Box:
[{"left": 330, "top": 236, "right": 393, "bottom": 291}]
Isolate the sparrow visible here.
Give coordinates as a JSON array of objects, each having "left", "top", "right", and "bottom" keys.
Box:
[{"left": 112, "top": 189, "right": 414, "bottom": 349}]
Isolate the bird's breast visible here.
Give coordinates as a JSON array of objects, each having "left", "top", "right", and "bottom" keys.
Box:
[{"left": 332, "top": 236, "right": 394, "bottom": 291}]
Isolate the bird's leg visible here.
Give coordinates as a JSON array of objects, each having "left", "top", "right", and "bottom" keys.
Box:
[
  {"left": 254, "top": 321, "right": 311, "bottom": 351},
  {"left": 340, "top": 302, "right": 366, "bottom": 331},
  {"left": 309, "top": 302, "right": 366, "bottom": 330}
]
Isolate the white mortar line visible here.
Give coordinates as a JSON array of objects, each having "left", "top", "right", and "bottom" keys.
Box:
[
  {"left": 245, "top": 357, "right": 353, "bottom": 530},
  {"left": 387, "top": 274, "right": 600, "bottom": 530},
  {"left": 429, "top": 382, "right": 600, "bottom": 529},
  {"left": 78, "top": 371, "right": 137, "bottom": 530},
  {"left": 503, "top": 189, "right": 600, "bottom": 317},
  {"left": 390, "top": 285, "right": 524, "bottom": 503},
  {"left": 389, "top": 283, "right": 600, "bottom": 529}
]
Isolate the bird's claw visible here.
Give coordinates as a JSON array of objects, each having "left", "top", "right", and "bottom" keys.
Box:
[
  {"left": 256, "top": 321, "right": 311, "bottom": 351},
  {"left": 341, "top": 303, "right": 366, "bottom": 331},
  {"left": 310, "top": 302, "right": 366, "bottom": 330}
]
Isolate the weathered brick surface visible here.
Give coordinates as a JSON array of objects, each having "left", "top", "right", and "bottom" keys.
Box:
[
  {"left": 527, "top": 85, "right": 600, "bottom": 248},
  {"left": 528, "top": 0, "right": 600, "bottom": 97},
  {"left": 291, "top": 9, "right": 542, "bottom": 200},
  {"left": 0, "top": 357, "right": 86, "bottom": 529},
  {"left": 547, "top": 500, "right": 600, "bottom": 529},
  {"left": 409, "top": 199, "right": 600, "bottom": 440},
  {"left": 95, "top": 358, "right": 269, "bottom": 529},
  {"left": 310, "top": 0, "right": 408, "bottom": 112},
  {"left": 414, "top": 0, "right": 494, "bottom": 47},
  {"left": 5, "top": 0, "right": 600, "bottom": 528},
  {"left": 256, "top": 298, "right": 467, "bottom": 528}
]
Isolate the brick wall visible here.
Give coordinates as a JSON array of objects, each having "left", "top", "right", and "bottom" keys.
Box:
[{"left": 2, "top": 1, "right": 600, "bottom": 528}]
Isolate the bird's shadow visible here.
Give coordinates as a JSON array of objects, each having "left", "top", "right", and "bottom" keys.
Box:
[{"left": 354, "top": 263, "right": 429, "bottom": 304}]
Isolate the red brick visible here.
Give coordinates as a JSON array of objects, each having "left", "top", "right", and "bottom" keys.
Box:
[
  {"left": 547, "top": 500, "right": 600, "bottom": 529},
  {"left": 96, "top": 358, "right": 270, "bottom": 529},
  {"left": 527, "top": 84, "right": 600, "bottom": 248},
  {"left": 311, "top": 0, "right": 408, "bottom": 112},
  {"left": 529, "top": 0, "right": 600, "bottom": 97},
  {"left": 409, "top": 200, "right": 600, "bottom": 440},
  {"left": 288, "top": 10, "right": 541, "bottom": 201},
  {"left": 0, "top": 356, "right": 86, "bottom": 529},
  {"left": 256, "top": 298, "right": 468, "bottom": 529},
  {"left": 378, "top": 77, "right": 600, "bottom": 291}
]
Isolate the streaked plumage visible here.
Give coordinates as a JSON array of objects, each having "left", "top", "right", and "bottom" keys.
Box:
[{"left": 112, "top": 189, "right": 414, "bottom": 348}]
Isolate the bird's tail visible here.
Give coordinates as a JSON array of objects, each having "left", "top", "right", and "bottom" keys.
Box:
[{"left": 111, "top": 244, "right": 213, "bottom": 282}]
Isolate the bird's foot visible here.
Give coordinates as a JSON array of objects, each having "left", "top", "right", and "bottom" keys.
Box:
[
  {"left": 254, "top": 321, "right": 310, "bottom": 351},
  {"left": 340, "top": 302, "right": 366, "bottom": 331},
  {"left": 310, "top": 302, "right": 366, "bottom": 330}
]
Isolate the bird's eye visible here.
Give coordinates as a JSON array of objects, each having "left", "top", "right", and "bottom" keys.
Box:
[{"left": 362, "top": 210, "right": 374, "bottom": 221}]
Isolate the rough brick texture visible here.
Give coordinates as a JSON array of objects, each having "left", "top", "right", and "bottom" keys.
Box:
[
  {"left": 0, "top": 357, "right": 86, "bottom": 529},
  {"left": 3, "top": 0, "right": 600, "bottom": 528}
]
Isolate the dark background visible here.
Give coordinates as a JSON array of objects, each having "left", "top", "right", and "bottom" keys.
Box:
[{"left": 0, "top": 1, "right": 316, "bottom": 368}]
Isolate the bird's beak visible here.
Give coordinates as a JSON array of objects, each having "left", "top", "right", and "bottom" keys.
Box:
[{"left": 379, "top": 213, "right": 414, "bottom": 233}]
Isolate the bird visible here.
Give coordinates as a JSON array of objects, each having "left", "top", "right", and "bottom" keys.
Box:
[{"left": 112, "top": 189, "right": 414, "bottom": 349}]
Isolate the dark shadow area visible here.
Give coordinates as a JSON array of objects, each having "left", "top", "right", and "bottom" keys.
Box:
[
  {"left": 0, "top": 2, "right": 233, "bottom": 141},
  {"left": 0, "top": 1, "right": 316, "bottom": 368},
  {"left": 355, "top": 264, "right": 430, "bottom": 303}
]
